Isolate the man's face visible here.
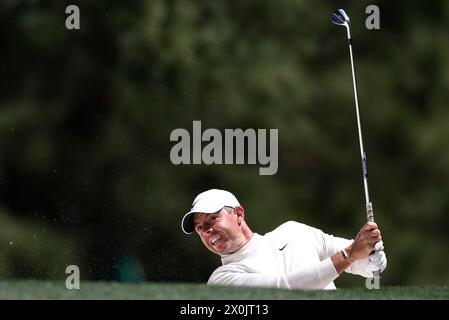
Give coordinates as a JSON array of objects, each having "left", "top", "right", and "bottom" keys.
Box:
[{"left": 193, "top": 207, "right": 244, "bottom": 255}]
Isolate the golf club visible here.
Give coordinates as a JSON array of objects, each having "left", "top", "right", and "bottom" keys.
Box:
[{"left": 331, "top": 9, "right": 383, "bottom": 252}]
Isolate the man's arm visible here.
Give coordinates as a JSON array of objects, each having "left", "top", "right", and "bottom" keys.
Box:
[
  {"left": 315, "top": 221, "right": 385, "bottom": 276},
  {"left": 208, "top": 258, "right": 341, "bottom": 290},
  {"left": 331, "top": 250, "right": 353, "bottom": 274},
  {"left": 208, "top": 265, "right": 291, "bottom": 288},
  {"left": 208, "top": 222, "right": 386, "bottom": 289}
]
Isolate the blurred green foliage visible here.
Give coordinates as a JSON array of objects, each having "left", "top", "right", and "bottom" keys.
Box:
[
  {"left": 0, "top": 0, "right": 448, "bottom": 286},
  {"left": 0, "top": 209, "right": 77, "bottom": 278}
]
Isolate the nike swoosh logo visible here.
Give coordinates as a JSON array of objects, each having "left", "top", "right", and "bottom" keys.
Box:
[{"left": 279, "top": 243, "right": 289, "bottom": 251}]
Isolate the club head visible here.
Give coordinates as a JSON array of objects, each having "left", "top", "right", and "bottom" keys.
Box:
[{"left": 331, "top": 9, "right": 350, "bottom": 27}]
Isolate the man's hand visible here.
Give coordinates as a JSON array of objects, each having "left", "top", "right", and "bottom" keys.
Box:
[
  {"left": 346, "top": 222, "right": 382, "bottom": 261},
  {"left": 347, "top": 250, "right": 387, "bottom": 277}
]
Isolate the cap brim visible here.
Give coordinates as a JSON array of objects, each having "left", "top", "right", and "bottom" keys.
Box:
[
  {"left": 181, "top": 204, "right": 225, "bottom": 234},
  {"left": 181, "top": 211, "right": 196, "bottom": 234}
]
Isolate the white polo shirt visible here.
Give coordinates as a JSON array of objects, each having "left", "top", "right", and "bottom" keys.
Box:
[{"left": 208, "top": 221, "right": 368, "bottom": 290}]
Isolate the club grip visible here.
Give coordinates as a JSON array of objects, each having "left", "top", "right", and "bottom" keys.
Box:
[{"left": 366, "top": 202, "right": 374, "bottom": 222}]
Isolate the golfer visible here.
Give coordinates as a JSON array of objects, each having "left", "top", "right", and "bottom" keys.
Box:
[{"left": 181, "top": 189, "right": 387, "bottom": 290}]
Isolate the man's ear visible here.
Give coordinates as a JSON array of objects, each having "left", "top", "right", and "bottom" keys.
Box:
[{"left": 234, "top": 206, "right": 245, "bottom": 224}]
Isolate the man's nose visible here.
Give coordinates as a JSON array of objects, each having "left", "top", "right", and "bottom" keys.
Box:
[{"left": 202, "top": 226, "right": 213, "bottom": 236}]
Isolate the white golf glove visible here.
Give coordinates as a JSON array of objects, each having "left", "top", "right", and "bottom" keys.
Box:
[
  {"left": 347, "top": 244, "right": 387, "bottom": 277},
  {"left": 374, "top": 240, "right": 384, "bottom": 251}
]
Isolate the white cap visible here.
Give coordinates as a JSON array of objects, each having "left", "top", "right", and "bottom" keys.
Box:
[{"left": 181, "top": 189, "right": 241, "bottom": 234}]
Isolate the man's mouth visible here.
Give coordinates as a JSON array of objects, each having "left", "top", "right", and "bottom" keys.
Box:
[{"left": 211, "top": 236, "right": 222, "bottom": 246}]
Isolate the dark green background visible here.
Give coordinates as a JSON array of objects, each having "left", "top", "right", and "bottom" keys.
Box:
[{"left": 1, "top": 0, "right": 448, "bottom": 287}]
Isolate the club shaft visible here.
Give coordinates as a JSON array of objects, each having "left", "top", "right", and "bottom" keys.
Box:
[{"left": 346, "top": 28, "right": 374, "bottom": 222}]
